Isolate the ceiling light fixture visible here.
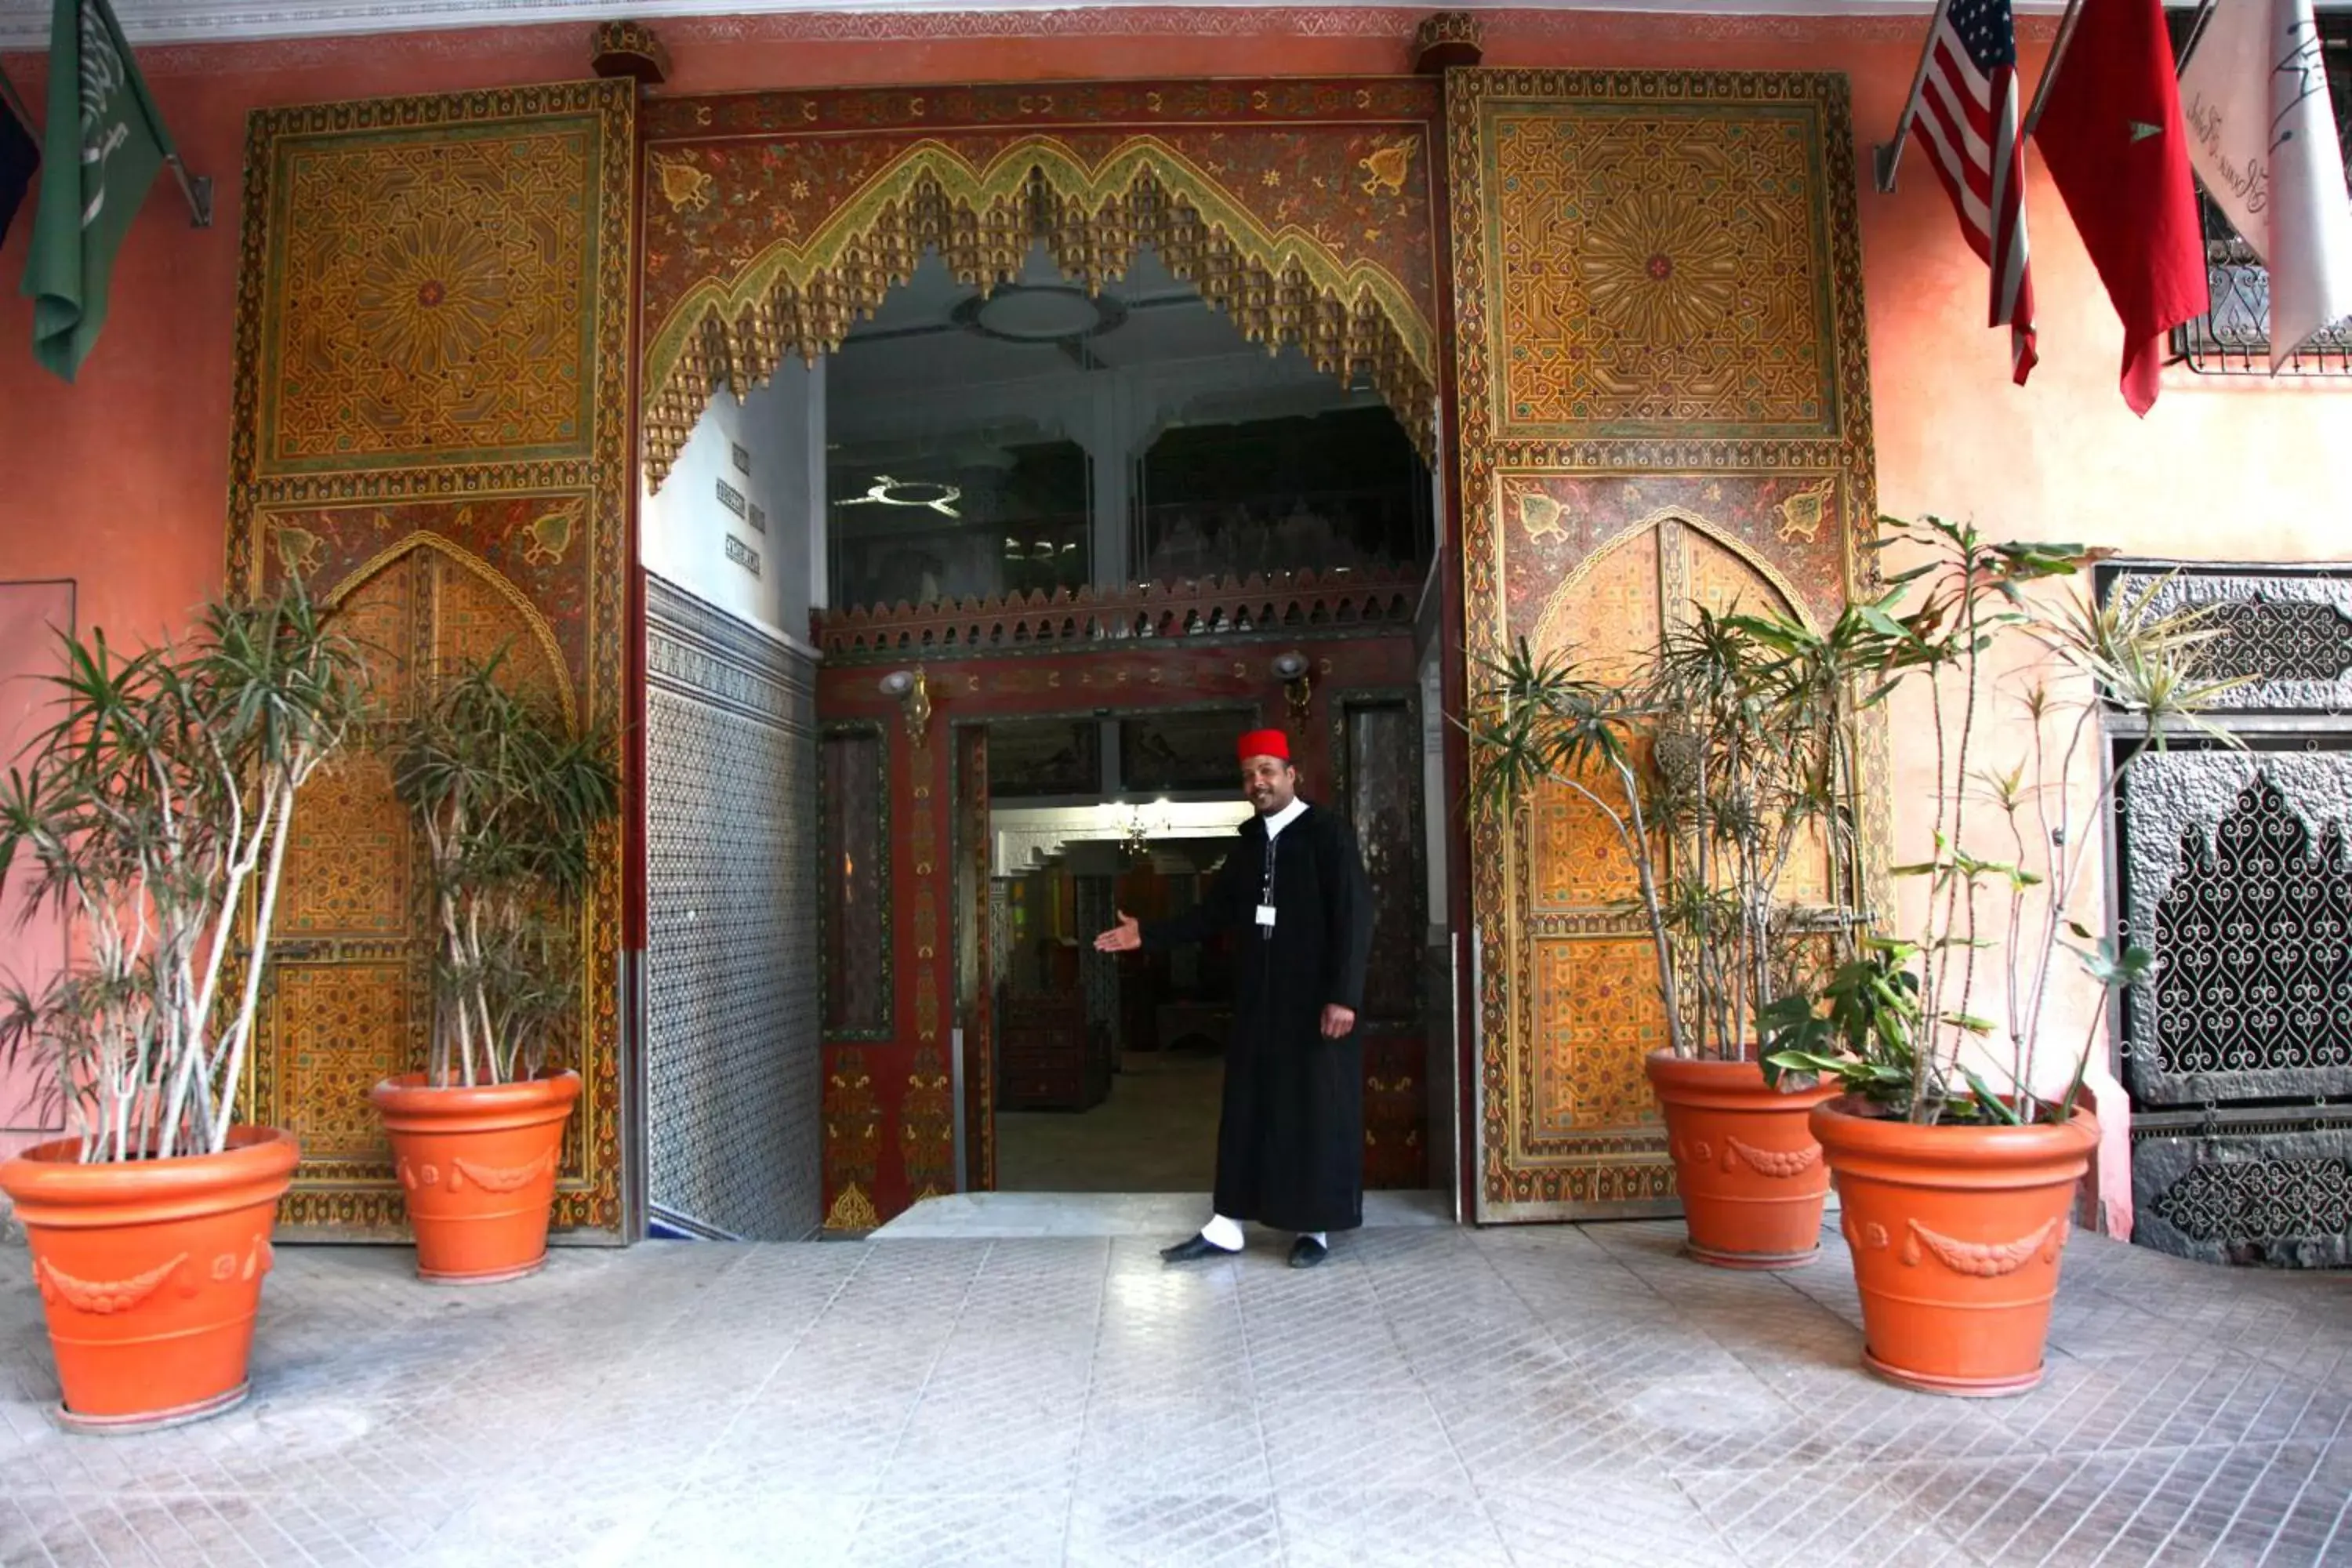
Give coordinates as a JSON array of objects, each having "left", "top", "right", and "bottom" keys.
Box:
[
  {"left": 952, "top": 284, "right": 1130, "bottom": 346},
  {"left": 839, "top": 474, "right": 962, "bottom": 517}
]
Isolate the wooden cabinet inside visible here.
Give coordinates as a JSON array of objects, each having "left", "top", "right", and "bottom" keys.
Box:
[{"left": 996, "top": 991, "right": 1112, "bottom": 1112}]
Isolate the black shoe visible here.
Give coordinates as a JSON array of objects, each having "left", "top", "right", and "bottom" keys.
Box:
[
  {"left": 1288, "top": 1236, "right": 1328, "bottom": 1269},
  {"left": 1160, "top": 1232, "right": 1234, "bottom": 1264}
]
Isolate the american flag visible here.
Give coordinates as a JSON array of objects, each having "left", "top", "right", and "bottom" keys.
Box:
[{"left": 1911, "top": 0, "right": 2038, "bottom": 383}]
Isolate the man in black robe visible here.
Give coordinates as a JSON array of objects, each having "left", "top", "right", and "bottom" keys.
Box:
[{"left": 1094, "top": 728, "right": 1374, "bottom": 1269}]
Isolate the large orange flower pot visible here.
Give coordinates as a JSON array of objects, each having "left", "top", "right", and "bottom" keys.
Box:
[
  {"left": 1812, "top": 1096, "right": 2099, "bottom": 1397},
  {"left": 1646, "top": 1051, "right": 1841, "bottom": 1269},
  {"left": 0, "top": 1126, "right": 297, "bottom": 1433},
  {"left": 368, "top": 1071, "right": 579, "bottom": 1284}
]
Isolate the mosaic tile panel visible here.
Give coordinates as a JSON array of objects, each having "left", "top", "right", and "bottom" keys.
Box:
[{"left": 645, "top": 575, "right": 823, "bottom": 1240}]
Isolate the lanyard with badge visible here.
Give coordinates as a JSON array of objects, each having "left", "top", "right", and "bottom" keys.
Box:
[{"left": 1256, "top": 828, "right": 1279, "bottom": 938}]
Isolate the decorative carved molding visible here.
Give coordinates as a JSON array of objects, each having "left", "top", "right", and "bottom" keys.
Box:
[
  {"left": 812, "top": 565, "right": 1423, "bottom": 660},
  {"left": 0, "top": 2, "right": 2076, "bottom": 53},
  {"left": 35, "top": 1253, "right": 187, "bottom": 1316},
  {"left": 2111, "top": 568, "right": 2352, "bottom": 713},
  {"left": 5, "top": 7, "right": 2073, "bottom": 76},
  {"left": 1900, "top": 1216, "right": 2063, "bottom": 1276},
  {"left": 1721, "top": 1135, "right": 1820, "bottom": 1178},
  {"left": 1414, "top": 10, "right": 1483, "bottom": 71},
  {"left": 645, "top": 573, "right": 817, "bottom": 728},
  {"left": 589, "top": 17, "right": 667, "bottom": 82},
  {"left": 992, "top": 800, "right": 1254, "bottom": 877},
  {"left": 451, "top": 1150, "right": 559, "bottom": 1192}
]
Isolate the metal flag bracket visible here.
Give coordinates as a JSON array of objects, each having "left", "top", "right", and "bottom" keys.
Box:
[
  {"left": 165, "top": 153, "right": 211, "bottom": 229},
  {"left": 1871, "top": 0, "right": 2094, "bottom": 195}
]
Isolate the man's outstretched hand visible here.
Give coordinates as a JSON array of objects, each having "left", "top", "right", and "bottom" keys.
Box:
[
  {"left": 1320, "top": 1004, "right": 1356, "bottom": 1039},
  {"left": 1094, "top": 912, "right": 1142, "bottom": 953}
]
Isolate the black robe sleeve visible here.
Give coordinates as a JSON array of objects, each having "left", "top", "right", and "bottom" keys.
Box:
[
  {"left": 1139, "top": 830, "right": 1254, "bottom": 949},
  {"left": 1317, "top": 813, "right": 1374, "bottom": 1013}
]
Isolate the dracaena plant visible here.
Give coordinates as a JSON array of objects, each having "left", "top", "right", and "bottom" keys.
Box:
[
  {"left": 390, "top": 652, "right": 618, "bottom": 1088},
  {"left": 0, "top": 585, "right": 361, "bottom": 1162},
  {"left": 1465, "top": 596, "right": 1875, "bottom": 1063},
  {"left": 1763, "top": 515, "right": 2244, "bottom": 1125}
]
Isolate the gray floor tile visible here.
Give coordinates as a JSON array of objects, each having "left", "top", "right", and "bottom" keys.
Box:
[
  {"left": 1276, "top": 1486, "right": 1511, "bottom": 1567},
  {"left": 0, "top": 1218, "right": 2342, "bottom": 1567},
  {"left": 1065, "top": 1492, "right": 1282, "bottom": 1567},
  {"left": 1076, "top": 1394, "right": 1272, "bottom": 1497},
  {"left": 1259, "top": 1388, "right": 1471, "bottom": 1493},
  {"left": 1479, "top": 1478, "right": 1740, "bottom": 1568},
  {"left": 629, "top": 1489, "right": 868, "bottom": 1565},
  {"left": 849, "top": 1491, "right": 1070, "bottom": 1566}
]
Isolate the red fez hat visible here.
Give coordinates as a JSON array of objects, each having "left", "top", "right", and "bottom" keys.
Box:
[{"left": 1236, "top": 728, "right": 1290, "bottom": 761}]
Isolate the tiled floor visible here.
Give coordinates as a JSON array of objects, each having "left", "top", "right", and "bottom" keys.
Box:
[
  {"left": 995, "top": 1051, "right": 1225, "bottom": 1193},
  {"left": 2, "top": 1213, "right": 2347, "bottom": 1566}
]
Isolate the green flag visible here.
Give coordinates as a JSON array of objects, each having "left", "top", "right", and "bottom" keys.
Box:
[{"left": 20, "top": 0, "right": 174, "bottom": 381}]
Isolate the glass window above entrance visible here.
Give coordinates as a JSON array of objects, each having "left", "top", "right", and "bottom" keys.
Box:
[{"left": 824, "top": 241, "right": 1431, "bottom": 614}]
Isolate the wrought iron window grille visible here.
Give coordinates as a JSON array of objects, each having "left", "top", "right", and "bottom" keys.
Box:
[
  {"left": 2096, "top": 563, "right": 2352, "bottom": 1265},
  {"left": 2166, "top": 14, "right": 2352, "bottom": 376}
]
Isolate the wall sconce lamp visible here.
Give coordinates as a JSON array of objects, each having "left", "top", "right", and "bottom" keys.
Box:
[
  {"left": 878, "top": 667, "right": 931, "bottom": 742},
  {"left": 1271, "top": 649, "right": 1313, "bottom": 728}
]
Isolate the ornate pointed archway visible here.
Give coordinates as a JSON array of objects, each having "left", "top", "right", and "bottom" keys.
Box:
[{"left": 637, "top": 82, "right": 1446, "bottom": 488}]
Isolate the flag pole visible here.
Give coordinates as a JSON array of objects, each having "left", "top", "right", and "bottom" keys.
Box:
[
  {"left": 2020, "top": 0, "right": 2090, "bottom": 141},
  {"left": 2172, "top": 0, "right": 2220, "bottom": 69},
  {"left": 162, "top": 152, "right": 212, "bottom": 229},
  {"left": 1873, "top": 0, "right": 1958, "bottom": 193}
]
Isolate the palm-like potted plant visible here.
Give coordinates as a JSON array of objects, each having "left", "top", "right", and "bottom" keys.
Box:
[
  {"left": 1468, "top": 597, "right": 1875, "bottom": 1269},
  {"left": 1764, "top": 516, "right": 2238, "bottom": 1395},
  {"left": 0, "top": 588, "right": 358, "bottom": 1430},
  {"left": 371, "top": 653, "right": 617, "bottom": 1283}
]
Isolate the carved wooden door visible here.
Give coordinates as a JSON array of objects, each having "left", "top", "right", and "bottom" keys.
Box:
[
  {"left": 253, "top": 543, "right": 576, "bottom": 1234},
  {"left": 956, "top": 725, "right": 995, "bottom": 1192},
  {"left": 1446, "top": 71, "right": 1880, "bottom": 1221},
  {"left": 227, "top": 82, "right": 635, "bottom": 1236}
]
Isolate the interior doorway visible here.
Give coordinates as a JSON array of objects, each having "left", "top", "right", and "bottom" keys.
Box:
[
  {"left": 819, "top": 227, "right": 1446, "bottom": 1221},
  {"left": 974, "top": 711, "right": 1259, "bottom": 1192}
]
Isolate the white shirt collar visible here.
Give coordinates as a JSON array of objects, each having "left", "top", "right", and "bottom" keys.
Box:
[{"left": 1261, "top": 797, "right": 1308, "bottom": 840}]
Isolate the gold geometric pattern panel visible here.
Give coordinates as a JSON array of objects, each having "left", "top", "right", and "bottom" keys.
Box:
[
  {"left": 1685, "top": 529, "right": 1833, "bottom": 906},
  {"left": 279, "top": 752, "right": 410, "bottom": 938},
  {"left": 228, "top": 81, "right": 633, "bottom": 1240},
  {"left": 261, "top": 126, "right": 598, "bottom": 473},
  {"left": 433, "top": 549, "right": 569, "bottom": 722},
  {"left": 1484, "top": 101, "right": 1835, "bottom": 437},
  {"left": 1450, "top": 72, "right": 1876, "bottom": 1221},
  {"left": 274, "top": 964, "right": 410, "bottom": 1164},
  {"left": 320, "top": 543, "right": 419, "bottom": 719},
  {"left": 1686, "top": 527, "right": 1788, "bottom": 625},
  {"left": 1530, "top": 939, "right": 1665, "bottom": 1138}
]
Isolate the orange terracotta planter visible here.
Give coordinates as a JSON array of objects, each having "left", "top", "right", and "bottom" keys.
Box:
[
  {"left": 0, "top": 1126, "right": 298, "bottom": 1433},
  {"left": 1646, "top": 1051, "right": 1841, "bottom": 1269},
  {"left": 368, "top": 1071, "right": 579, "bottom": 1284},
  {"left": 1812, "top": 1096, "right": 2099, "bottom": 1397}
]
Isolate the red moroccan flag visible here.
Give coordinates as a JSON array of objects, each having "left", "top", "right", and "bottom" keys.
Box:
[{"left": 2031, "top": 0, "right": 2209, "bottom": 414}]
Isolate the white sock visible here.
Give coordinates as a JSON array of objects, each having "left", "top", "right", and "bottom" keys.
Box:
[
  {"left": 1303, "top": 1231, "right": 1327, "bottom": 1248},
  {"left": 1200, "top": 1214, "right": 1244, "bottom": 1251}
]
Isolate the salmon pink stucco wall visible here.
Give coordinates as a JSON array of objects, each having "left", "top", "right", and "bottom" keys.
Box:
[{"left": 2, "top": 8, "right": 2346, "bottom": 1233}]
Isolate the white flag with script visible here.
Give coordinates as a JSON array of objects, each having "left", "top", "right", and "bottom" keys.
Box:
[{"left": 2178, "top": 0, "right": 2352, "bottom": 368}]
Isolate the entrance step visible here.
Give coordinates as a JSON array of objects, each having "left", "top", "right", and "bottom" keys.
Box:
[{"left": 873, "top": 1189, "right": 1450, "bottom": 1239}]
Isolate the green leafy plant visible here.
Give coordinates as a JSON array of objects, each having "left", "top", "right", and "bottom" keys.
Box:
[
  {"left": 390, "top": 652, "right": 618, "bottom": 1087},
  {"left": 1764, "top": 516, "right": 2241, "bottom": 1125},
  {"left": 1465, "top": 594, "right": 1875, "bottom": 1062},
  {"left": 0, "top": 586, "right": 361, "bottom": 1161}
]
